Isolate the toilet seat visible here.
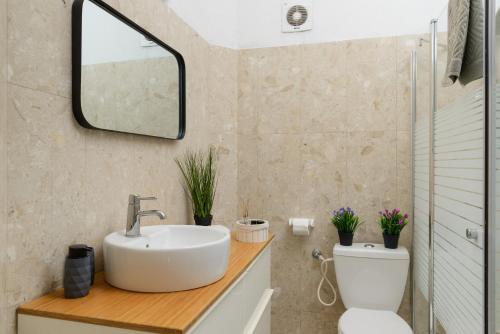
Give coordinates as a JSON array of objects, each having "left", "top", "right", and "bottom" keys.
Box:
[{"left": 338, "top": 308, "right": 412, "bottom": 334}]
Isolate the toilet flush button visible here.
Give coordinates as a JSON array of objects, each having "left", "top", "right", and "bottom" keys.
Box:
[{"left": 364, "top": 243, "right": 375, "bottom": 248}]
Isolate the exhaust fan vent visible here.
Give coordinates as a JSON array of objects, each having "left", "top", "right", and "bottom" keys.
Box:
[
  {"left": 287, "top": 5, "right": 308, "bottom": 26},
  {"left": 282, "top": 1, "right": 313, "bottom": 33}
]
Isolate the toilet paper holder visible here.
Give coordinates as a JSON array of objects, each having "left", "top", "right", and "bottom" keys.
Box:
[{"left": 289, "top": 218, "right": 315, "bottom": 236}]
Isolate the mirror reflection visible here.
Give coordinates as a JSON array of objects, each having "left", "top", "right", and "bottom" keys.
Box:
[{"left": 77, "top": 0, "right": 184, "bottom": 139}]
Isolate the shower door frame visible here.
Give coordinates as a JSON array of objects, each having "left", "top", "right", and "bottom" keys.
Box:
[
  {"left": 429, "top": 18, "right": 437, "bottom": 334},
  {"left": 485, "top": 0, "right": 496, "bottom": 333}
]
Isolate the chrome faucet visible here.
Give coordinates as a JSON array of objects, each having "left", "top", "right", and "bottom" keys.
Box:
[{"left": 126, "top": 194, "right": 166, "bottom": 237}]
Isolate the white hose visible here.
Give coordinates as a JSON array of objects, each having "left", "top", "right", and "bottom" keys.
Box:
[{"left": 317, "top": 257, "right": 337, "bottom": 306}]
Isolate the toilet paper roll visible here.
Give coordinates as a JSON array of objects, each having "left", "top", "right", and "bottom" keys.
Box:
[
  {"left": 293, "top": 224, "right": 310, "bottom": 236},
  {"left": 289, "top": 218, "right": 314, "bottom": 236}
]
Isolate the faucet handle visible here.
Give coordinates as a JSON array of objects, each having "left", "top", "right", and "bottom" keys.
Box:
[{"left": 129, "top": 194, "right": 157, "bottom": 205}]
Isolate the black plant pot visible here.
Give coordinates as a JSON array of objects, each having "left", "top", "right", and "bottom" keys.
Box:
[
  {"left": 383, "top": 233, "right": 400, "bottom": 249},
  {"left": 338, "top": 232, "right": 354, "bottom": 246},
  {"left": 194, "top": 215, "right": 213, "bottom": 226}
]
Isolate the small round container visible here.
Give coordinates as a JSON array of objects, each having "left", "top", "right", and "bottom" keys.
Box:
[{"left": 234, "top": 219, "right": 269, "bottom": 243}]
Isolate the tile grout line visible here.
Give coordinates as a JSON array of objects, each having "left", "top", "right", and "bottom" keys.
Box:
[
  {"left": 2, "top": 0, "right": 8, "bottom": 309},
  {"left": 7, "top": 81, "right": 70, "bottom": 100}
]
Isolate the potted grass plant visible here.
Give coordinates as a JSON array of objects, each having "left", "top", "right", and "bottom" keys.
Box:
[
  {"left": 331, "top": 207, "right": 362, "bottom": 246},
  {"left": 175, "top": 147, "right": 217, "bottom": 226},
  {"left": 378, "top": 208, "right": 409, "bottom": 249}
]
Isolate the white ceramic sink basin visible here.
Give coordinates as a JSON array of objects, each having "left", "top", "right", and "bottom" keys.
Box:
[{"left": 103, "top": 225, "right": 231, "bottom": 292}]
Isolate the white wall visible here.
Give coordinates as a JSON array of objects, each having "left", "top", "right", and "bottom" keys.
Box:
[
  {"left": 166, "top": 0, "right": 239, "bottom": 49},
  {"left": 238, "top": 0, "right": 448, "bottom": 49},
  {"left": 164, "top": 0, "right": 448, "bottom": 49}
]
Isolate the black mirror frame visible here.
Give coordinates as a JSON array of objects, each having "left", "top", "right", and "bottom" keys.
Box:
[{"left": 72, "top": 0, "right": 186, "bottom": 140}]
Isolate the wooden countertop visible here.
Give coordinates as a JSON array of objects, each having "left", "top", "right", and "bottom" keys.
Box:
[{"left": 18, "top": 234, "right": 274, "bottom": 334}]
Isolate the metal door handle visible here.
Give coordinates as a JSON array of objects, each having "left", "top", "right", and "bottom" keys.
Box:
[{"left": 466, "top": 228, "right": 478, "bottom": 240}]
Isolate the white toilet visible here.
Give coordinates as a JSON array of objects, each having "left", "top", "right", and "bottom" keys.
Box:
[{"left": 334, "top": 243, "right": 413, "bottom": 334}]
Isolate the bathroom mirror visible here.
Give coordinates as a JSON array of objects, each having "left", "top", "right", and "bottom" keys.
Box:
[{"left": 72, "top": 0, "right": 185, "bottom": 139}]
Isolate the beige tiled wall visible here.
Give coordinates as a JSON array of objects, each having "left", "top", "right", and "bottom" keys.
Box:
[
  {"left": 237, "top": 37, "right": 414, "bottom": 333},
  {"left": 0, "top": 0, "right": 416, "bottom": 333},
  {"left": 0, "top": 1, "right": 238, "bottom": 333},
  {"left": 0, "top": 0, "right": 7, "bottom": 330}
]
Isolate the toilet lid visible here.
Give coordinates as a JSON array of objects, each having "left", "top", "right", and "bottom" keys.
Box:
[{"left": 339, "top": 308, "right": 412, "bottom": 334}]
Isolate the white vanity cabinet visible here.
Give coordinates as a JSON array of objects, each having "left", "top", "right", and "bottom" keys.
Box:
[
  {"left": 18, "top": 246, "right": 272, "bottom": 334},
  {"left": 188, "top": 246, "right": 272, "bottom": 334}
]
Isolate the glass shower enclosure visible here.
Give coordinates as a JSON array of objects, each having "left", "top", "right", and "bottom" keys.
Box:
[{"left": 410, "top": 1, "right": 497, "bottom": 333}]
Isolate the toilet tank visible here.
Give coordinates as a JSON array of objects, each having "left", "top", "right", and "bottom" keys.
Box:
[{"left": 333, "top": 243, "right": 409, "bottom": 312}]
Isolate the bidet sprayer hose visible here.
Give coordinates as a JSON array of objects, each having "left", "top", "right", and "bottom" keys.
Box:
[{"left": 312, "top": 249, "right": 337, "bottom": 307}]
